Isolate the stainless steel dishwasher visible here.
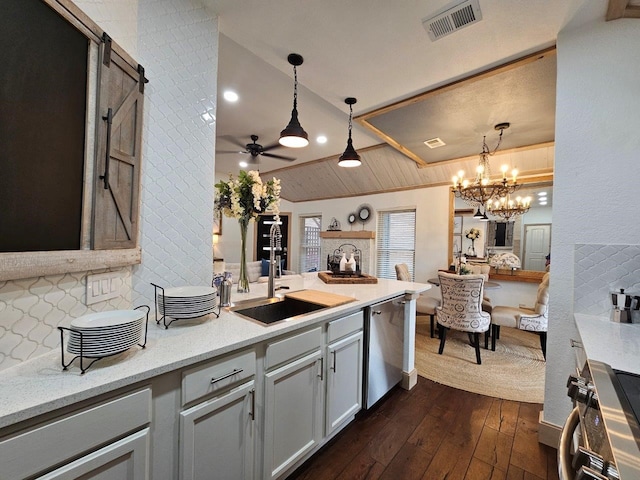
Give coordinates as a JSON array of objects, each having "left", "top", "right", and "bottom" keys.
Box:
[{"left": 363, "top": 296, "right": 405, "bottom": 409}]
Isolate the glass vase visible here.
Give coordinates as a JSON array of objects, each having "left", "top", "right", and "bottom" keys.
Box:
[
  {"left": 467, "top": 239, "right": 476, "bottom": 257},
  {"left": 237, "top": 218, "right": 250, "bottom": 293}
]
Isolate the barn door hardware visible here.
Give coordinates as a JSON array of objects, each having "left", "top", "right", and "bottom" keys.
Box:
[
  {"left": 100, "top": 107, "right": 113, "bottom": 189},
  {"left": 101, "top": 32, "right": 112, "bottom": 66}
]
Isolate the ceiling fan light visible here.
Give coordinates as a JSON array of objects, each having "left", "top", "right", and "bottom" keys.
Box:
[{"left": 279, "top": 108, "right": 309, "bottom": 148}]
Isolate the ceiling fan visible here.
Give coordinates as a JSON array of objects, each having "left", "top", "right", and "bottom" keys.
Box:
[{"left": 217, "top": 134, "right": 296, "bottom": 162}]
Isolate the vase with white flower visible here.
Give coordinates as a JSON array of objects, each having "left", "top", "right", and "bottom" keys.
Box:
[
  {"left": 464, "top": 227, "right": 481, "bottom": 257},
  {"left": 215, "top": 170, "right": 281, "bottom": 292}
]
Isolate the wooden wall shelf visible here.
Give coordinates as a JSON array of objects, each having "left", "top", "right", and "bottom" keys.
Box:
[{"left": 320, "top": 231, "right": 375, "bottom": 239}]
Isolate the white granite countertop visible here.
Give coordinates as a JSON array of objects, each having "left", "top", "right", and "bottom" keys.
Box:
[
  {"left": 574, "top": 313, "right": 640, "bottom": 375},
  {"left": 0, "top": 275, "right": 429, "bottom": 430}
]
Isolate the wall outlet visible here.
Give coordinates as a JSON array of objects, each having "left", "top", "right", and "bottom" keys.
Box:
[{"left": 86, "top": 272, "right": 121, "bottom": 305}]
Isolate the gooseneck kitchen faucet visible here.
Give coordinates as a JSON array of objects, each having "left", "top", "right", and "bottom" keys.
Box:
[{"left": 267, "top": 221, "right": 282, "bottom": 298}]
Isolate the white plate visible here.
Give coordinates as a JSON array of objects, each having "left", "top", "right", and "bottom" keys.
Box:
[
  {"left": 67, "top": 337, "right": 140, "bottom": 356},
  {"left": 69, "top": 329, "right": 142, "bottom": 346},
  {"left": 159, "top": 286, "right": 217, "bottom": 298},
  {"left": 70, "top": 310, "right": 145, "bottom": 330}
]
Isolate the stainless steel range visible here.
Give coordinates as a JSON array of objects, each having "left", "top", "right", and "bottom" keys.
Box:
[{"left": 559, "top": 359, "right": 640, "bottom": 480}]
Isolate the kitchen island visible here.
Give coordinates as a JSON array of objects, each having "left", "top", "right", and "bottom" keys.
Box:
[{"left": 0, "top": 274, "right": 429, "bottom": 480}]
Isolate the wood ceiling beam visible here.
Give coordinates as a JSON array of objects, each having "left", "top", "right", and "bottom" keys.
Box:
[{"left": 607, "top": 0, "right": 640, "bottom": 20}]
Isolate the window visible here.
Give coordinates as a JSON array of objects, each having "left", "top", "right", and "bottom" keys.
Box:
[
  {"left": 376, "top": 209, "right": 416, "bottom": 280},
  {"left": 299, "top": 215, "right": 322, "bottom": 273}
]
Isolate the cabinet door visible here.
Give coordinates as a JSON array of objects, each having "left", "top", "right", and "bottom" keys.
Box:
[
  {"left": 36, "top": 428, "right": 149, "bottom": 480},
  {"left": 326, "top": 331, "right": 363, "bottom": 435},
  {"left": 180, "top": 381, "right": 255, "bottom": 480},
  {"left": 264, "top": 350, "right": 324, "bottom": 480}
]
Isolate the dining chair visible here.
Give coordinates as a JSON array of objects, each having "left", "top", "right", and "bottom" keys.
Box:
[
  {"left": 395, "top": 263, "right": 441, "bottom": 338},
  {"left": 489, "top": 272, "right": 549, "bottom": 359},
  {"left": 436, "top": 272, "right": 491, "bottom": 365}
]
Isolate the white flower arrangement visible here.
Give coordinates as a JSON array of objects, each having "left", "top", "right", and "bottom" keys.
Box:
[
  {"left": 215, "top": 170, "right": 281, "bottom": 222},
  {"left": 465, "top": 227, "right": 481, "bottom": 240}
]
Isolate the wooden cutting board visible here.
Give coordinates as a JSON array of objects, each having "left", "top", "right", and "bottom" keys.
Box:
[
  {"left": 318, "top": 271, "right": 378, "bottom": 284},
  {"left": 285, "top": 289, "right": 356, "bottom": 307}
]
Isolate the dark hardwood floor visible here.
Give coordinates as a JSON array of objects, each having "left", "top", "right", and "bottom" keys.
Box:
[{"left": 289, "top": 376, "right": 559, "bottom": 480}]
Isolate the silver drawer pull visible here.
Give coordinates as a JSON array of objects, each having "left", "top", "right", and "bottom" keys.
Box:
[{"left": 211, "top": 368, "right": 243, "bottom": 384}]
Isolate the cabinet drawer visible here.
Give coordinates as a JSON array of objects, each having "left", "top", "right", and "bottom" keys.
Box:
[
  {"left": 0, "top": 387, "right": 151, "bottom": 480},
  {"left": 328, "top": 311, "right": 364, "bottom": 343},
  {"left": 182, "top": 348, "right": 256, "bottom": 405},
  {"left": 265, "top": 326, "right": 322, "bottom": 371}
]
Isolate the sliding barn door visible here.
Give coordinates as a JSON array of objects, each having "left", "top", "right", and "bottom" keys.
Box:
[{"left": 92, "top": 36, "right": 146, "bottom": 249}]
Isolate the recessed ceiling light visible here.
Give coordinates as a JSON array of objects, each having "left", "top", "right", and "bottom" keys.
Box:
[
  {"left": 223, "top": 90, "right": 239, "bottom": 102},
  {"left": 239, "top": 160, "right": 248, "bottom": 168},
  {"left": 539, "top": 201, "right": 547, "bottom": 205},
  {"left": 538, "top": 191, "right": 547, "bottom": 196},
  {"left": 316, "top": 135, "right": 327, "bottom": 144}
]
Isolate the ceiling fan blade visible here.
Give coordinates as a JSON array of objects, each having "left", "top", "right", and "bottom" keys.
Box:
[
  {"left": 219, "top": 135, "right": 248, "bottom": 149},
  {"left": 261, "top": 152, "right": 296, "bottom": 161},
  {"left": 216, "top": 149, "right": 248, "bottom": 155},
  {"left": 260, "top": 142, "right": 284, "bottom": 153}
]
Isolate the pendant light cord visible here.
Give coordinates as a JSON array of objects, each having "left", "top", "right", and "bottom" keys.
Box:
[
  {"left": 348, "top": 103, "right": 353, "bottom": 140},
  {"left": 292, "top": 65, "right": 298, "bottom": 109}
]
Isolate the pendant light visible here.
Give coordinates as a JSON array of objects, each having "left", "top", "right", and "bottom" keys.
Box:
[
  {"left": 279, "top": 53, "right": 309, "bottom": 148},
  {"left": 338, "top": 97, "right": 361, "bottom": 167}
]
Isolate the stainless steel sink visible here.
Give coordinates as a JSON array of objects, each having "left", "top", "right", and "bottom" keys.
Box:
[{"left": 229, "top": 296, "right": 327, "bottom": 325}]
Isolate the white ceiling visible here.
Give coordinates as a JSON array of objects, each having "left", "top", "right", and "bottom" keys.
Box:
[{"left": 205, "top": 0, "right": 608, "bottom": 198}]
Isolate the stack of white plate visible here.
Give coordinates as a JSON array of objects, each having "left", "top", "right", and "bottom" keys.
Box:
[
  {"left": 67, "top": 310, "right": 145, "bottom": 358},
  {"left": 157, "top": 286, "right": 218, "bottom": 319}
]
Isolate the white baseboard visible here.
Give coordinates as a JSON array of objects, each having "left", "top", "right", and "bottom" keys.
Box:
[
  {"left": 538, "top": 410, "right": 561, "bottom": 448},
  {"left": 402, "top": 368, "right": 418, "bottom": 390}
]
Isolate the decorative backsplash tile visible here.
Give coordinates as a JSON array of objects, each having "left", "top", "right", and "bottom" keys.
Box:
[
  {"left": 574, "top": 244, "right": 640, "bottom": 316},
  {"left": 0, "top": 268, "right": 132, "bottom": 371}
]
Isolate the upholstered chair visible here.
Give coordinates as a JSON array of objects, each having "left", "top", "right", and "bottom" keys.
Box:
[
  {"left": 489, "top": 272, "right": 550, "bottom": 359},
  {"left": 395, "top": 264, "right": 441, "bottom": 338},
  {"left": 467, "top": 264, "right": 493, "bottom": 314},
  {"left": 436, "top": 272, "right": 491, "bottom": 365}
]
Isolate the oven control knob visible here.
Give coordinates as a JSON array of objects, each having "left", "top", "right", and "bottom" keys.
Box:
[{"left": 575, "top": 465, "right": 609, "bottom": 479}]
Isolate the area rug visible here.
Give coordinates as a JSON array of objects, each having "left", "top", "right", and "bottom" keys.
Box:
[{"left": 414, "top": 315, "right": 545, "bottom": 403}]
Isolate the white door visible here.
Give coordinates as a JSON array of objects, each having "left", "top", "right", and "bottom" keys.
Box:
[
  {"left": 523, "top": 224, "right": 551, "bottom": 271},
  {"left": 326, "top": 331, "right": 363, "bottom": 435},
  {"left": 263, "top": 350, "right": 324, "bottom": 480},
  {"left": 37, "top": 429, "right": 150, "bottom": 480},
  {"left": 180, "top": 382, "right": 255, "bottom": 480}
]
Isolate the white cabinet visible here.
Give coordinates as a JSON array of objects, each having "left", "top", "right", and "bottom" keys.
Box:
[
  {"left": 180, "top": 381, "right": 255, "bottom": 480},
  {"left": 0, "top": 388, "right": 151, "bottom": 480},
  {"left": 326, "top": 330, "right": 363, "bottom": 436},
  {"left": 263, "top": 327, "right": 324, "bottom": 480},
  {"left": 179, "top": 349, "right": 257, "bottom": 480},
  {"left": 37, "top": 428, "right": 150, "bottom": 480}
]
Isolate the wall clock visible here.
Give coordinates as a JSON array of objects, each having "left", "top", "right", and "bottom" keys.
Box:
[{"left": 357, "top": 204, "right": 372, "bottom": 224}]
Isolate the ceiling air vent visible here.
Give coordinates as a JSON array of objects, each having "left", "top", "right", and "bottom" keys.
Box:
[
  {"left": 424, "top": 137, "right": 446, "bottom": 149},
  {"left": 422, "top": 0, "right": 482, "bottom": 41}
]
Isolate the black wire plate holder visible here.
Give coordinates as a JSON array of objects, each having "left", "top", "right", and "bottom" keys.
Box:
[
  {"left": 151, "top": 283, "right": 220, "bottom": 329},
  {"left": 57, "top": 305, "right": 150, "bottom": 375},
  {"left": 328, "top": 243, "right": 362, "bottom": 276}
]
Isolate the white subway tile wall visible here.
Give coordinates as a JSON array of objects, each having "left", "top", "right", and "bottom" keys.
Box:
[
  {"left": 574, "top": 244, "right": 640, "bottom": 316},
  {"left": 0, "top": 269, "right": 132, "bottom": 370},
  {"left": 0, "top": 0, "right": 218, "bottom": 371}
]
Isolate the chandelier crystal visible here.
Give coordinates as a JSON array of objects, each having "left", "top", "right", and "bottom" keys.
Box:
[{"left": 452, "top": 123, "right": 520, "bottom": 209}]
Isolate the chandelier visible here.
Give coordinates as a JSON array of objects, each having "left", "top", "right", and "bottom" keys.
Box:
[
  {"left": 452, "top": 123, "right": 520, "bottom": 212},
  {"left": 486, "top": 193, "right": 532, "bottom": 221}
]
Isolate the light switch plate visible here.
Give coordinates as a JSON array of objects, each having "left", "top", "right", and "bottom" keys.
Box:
[{"left": 86, "top": 272, "right": 121, "bottom": 305}]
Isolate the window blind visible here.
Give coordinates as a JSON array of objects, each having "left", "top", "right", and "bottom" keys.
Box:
[
  {"left": 299, "top": 215, "right": 322, "bottom": 273},
  {"left": 376, "top": 209, "right": 416, "bottom": 280}
]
